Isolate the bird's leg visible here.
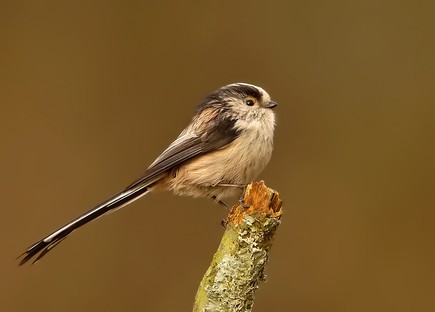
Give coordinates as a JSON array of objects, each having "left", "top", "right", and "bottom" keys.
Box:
[
  {"left": 238, "top": 186, "right": 250, "bottom": 208},
  {"left": 216, "top": 183, "right": 250, "bottom": 208},
  {"left": 211, "top": 195, "right": 229, "bottom": 209},
  {"left": 216, "top": 183, "right": 247, "bottom": 188},
  {"left": 211, "top": 195, "right": 230, "bottom": 228}
]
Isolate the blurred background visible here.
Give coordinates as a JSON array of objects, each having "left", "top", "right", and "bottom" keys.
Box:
[{"left": 1, "top": 1, "right": 434, "bottom": 311}]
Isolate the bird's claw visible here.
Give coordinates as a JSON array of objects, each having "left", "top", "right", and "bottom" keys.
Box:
[
  {"left": 238, "top": 185, "right": 250, "bottom": 208},
  {"left": 238, "top": 198, "right": 250, "bottom": 208}
]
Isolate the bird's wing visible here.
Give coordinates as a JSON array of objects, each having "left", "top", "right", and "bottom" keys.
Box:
[{"left": 125, "top": 116, "right": 241, "bottom": 190}]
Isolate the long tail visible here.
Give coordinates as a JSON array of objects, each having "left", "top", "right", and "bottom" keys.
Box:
[{"left": 18, "top": 184, "right": 150, "bottom": 265}]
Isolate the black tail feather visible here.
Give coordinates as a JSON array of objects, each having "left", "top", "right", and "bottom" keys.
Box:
[
  {"left": 18, "top": 185, "right": 149, "bottom": 265},
  {"left": 18, "top": 236, "right": 69, "bottom": 265}
]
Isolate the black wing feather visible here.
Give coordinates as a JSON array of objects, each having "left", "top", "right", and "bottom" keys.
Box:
[
  {"left": 19, "top": 114, "right": 241, "bottom": 265},
  {"left": 126, "top": 116, "right": 241, "bottom": 190}
]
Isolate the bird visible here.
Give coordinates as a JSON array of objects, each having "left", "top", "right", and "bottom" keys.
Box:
[{"left": 18, "top": 82, "right": 277, "bottom": 265}]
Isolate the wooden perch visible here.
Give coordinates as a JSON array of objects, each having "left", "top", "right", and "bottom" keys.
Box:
[{"left": 193, "top": 181, "right": 283, "bottom": 312}]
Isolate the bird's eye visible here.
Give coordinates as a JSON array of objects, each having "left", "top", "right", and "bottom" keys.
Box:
[{"left": 246, "top": 99, "right": 255, "bottom": 106}]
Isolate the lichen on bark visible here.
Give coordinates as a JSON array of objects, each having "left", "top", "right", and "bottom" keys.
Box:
[{"left": 193, "top": 181, "right": 283, "bottom": 312}]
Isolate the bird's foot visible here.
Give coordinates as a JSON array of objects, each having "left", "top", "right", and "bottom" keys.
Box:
[{"left": 238, "top": 185, "right": 250, "bottom": 208}]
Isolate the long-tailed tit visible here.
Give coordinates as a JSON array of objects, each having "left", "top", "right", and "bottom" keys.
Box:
[{"left": 19, "top": 83, "right": 277, "bottom": 265}]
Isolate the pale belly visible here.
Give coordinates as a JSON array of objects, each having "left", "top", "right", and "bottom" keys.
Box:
[{"left": 168, "top": 131, "right": 273, "bottom": 200}]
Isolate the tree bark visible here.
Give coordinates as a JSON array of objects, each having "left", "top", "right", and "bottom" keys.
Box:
[{"left": 193, "top": 181, "right": 283, "bottom": 312}]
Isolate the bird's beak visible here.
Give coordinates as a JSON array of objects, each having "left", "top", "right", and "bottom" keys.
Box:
[{"left": 265, "top": 101, "right": 278, "bottom": 109}]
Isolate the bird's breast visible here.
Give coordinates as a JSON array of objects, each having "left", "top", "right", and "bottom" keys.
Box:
[{"left": 169, "top": 125, "right": 274, "bottom": 199}]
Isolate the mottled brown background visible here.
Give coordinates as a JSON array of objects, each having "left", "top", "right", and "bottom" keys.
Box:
[{"left": 1, "top": 1, "right": 434, "bottom": 311}]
